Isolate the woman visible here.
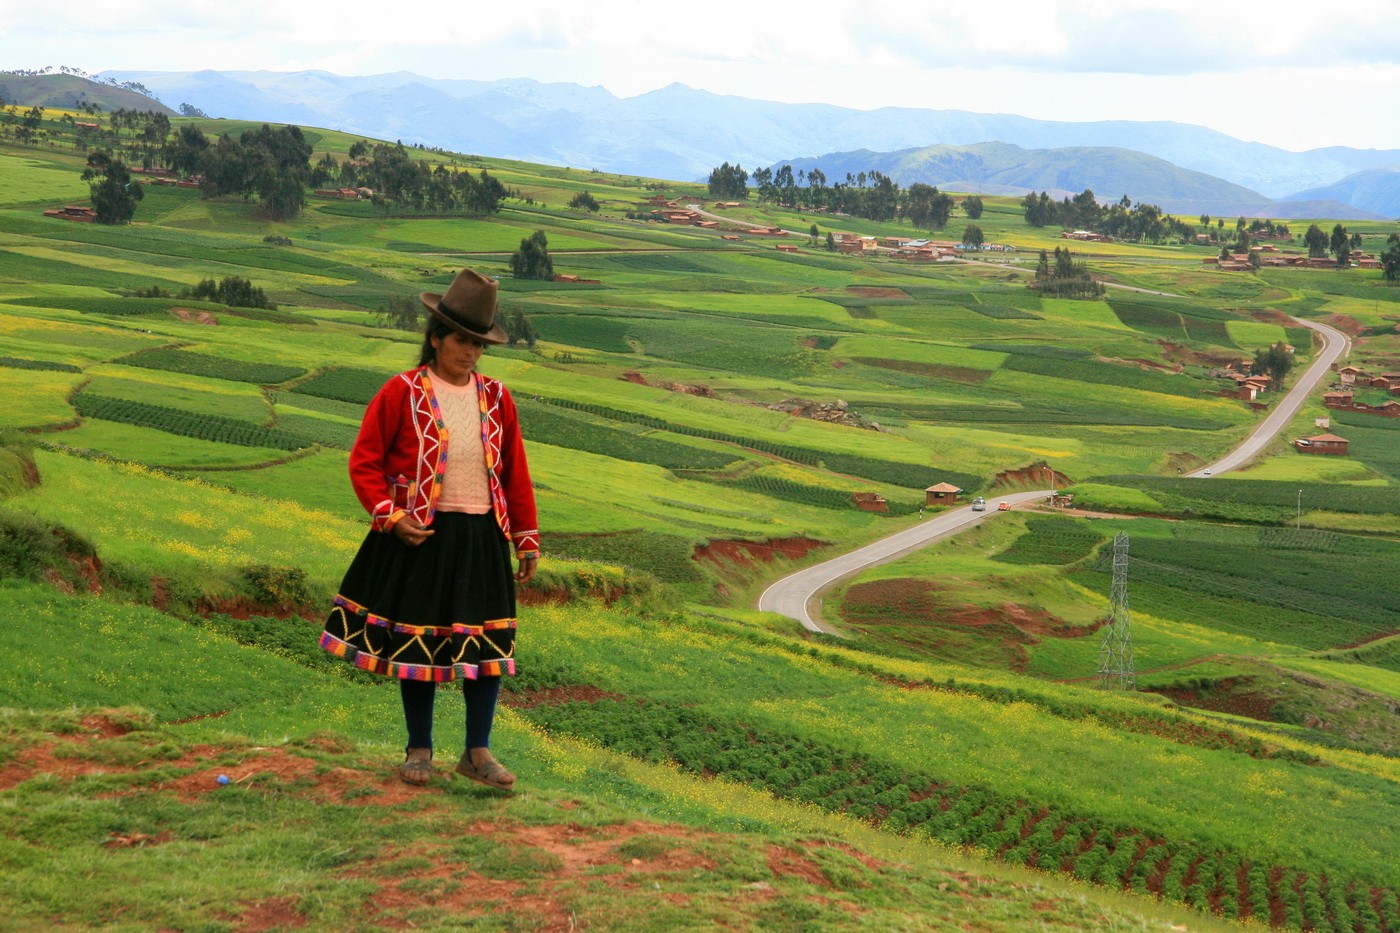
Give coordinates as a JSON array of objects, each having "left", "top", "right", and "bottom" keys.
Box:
[{"left": 320, "top": 267, "right": 539, "bottom": 789}]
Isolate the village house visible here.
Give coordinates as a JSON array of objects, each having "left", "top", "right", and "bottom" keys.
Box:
[
  {"left": 774, "top": 244, "right": 800, "bottom": 253},
  {"left": 835, "top": 234, "right": 879, "bottom": 254},
  {"left": 851, "top": 492, "right": 889, "bottom": 513},
  {"left": 42, "top": 205, "right": 97, "bottom": 223},
  {"left": 1061, "top": 230, "right": 1109, "bottom": 242},
  {"left": 1338, "top": 365, "right": 1363, "bottom": 385},
  {"left": 924, "top": 482, "right": 963, "bottom": 506},
  {"left": 1295, "top": 433, "right": 1349, "bottom": 455},
  {"left": 1323, "top": 390, "right": 1354, "bottom": 409}
]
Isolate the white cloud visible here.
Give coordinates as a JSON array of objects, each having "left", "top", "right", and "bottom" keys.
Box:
[{"left": 5, "top": 0, "right": 1400, "bottom": 149}]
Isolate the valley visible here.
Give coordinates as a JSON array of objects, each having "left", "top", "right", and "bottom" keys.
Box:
[{"left": 1, "top": 98, "right": 1399, "bottom": 931}]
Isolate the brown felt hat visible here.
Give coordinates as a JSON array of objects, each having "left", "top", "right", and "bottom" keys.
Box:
[{"left": 420, "top": 267, "right": 508, "bottom": 345}]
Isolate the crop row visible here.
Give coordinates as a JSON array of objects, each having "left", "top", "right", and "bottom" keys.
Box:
[
  {"left": 860, "top": 401, "right": 1225, "bottom": 431},
  {"left": 531, "top": 313, "right": 634, "bottom": 353},
  {"left": 1074, "top": 573, "right": 1372, "bottom": 651},
  {"left": 522, "top": 696, "right": 1397, "bottom": 930},
  {"left": 0, "top": 356, "right": 81, "bottom": 373},
  {"left": 1001, "top": 354, "right": 1212, "bottom": 398},
  {"left": 293, "top": 367, "right": 395, "bottom": 405},
  {"left": 118, "top": 348, "right": 305, "bottom": 386},
  {"left": 715, "top": 474, "right": 868, "bottom": 512},
  {"left": 968, "top": 304, "right": 1042, "bottom": 320},
  {"left": 1092, "top": 475, "right": 1400, "bottom": 519},
  {"left": 270, "top": 391, "right": 368, "bottom": 421},
  {"left": 1124, "top": 535, "right": 1400, "bottom": 630},
  {"left": 971, "top": 343, "right": 1092, "bottom": 360},
  {"left": 535, "top": 397, "right": 981, "bottom": 492},
  {"left": 514, "top": 398, "right": 737, "bottom": 471},
  {"left": 546, "top": 530, "right": 703, "bottom": 584},
  {"left": 992, "top": 514, "right": 1104, "bottom": 565},
  {"left": 73, "top": 393, "right": 312, "bottom": 452}
]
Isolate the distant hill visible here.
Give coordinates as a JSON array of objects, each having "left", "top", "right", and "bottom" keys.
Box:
[
  {"left": 1284, "top": 166, "right": 1400, "bottom": 219},
  {"left": 98, "top": 68, "right": 1400, "bottom": 214},
  {"left": 772, "top": 142, "right": 1377, "bottom": 220},
  {"left": 0, "top": 73, "right": 176, "bottom": 116}
]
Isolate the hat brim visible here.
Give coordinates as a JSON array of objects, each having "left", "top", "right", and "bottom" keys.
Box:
[{"left": 421, "top": 291, "right": 509, "bottom": 345}]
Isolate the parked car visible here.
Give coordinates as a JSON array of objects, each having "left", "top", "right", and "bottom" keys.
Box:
[
  {"left": 971, "top": 497, "right": 986, "bottom": 511},
  {"left": 998, "top": 501, "right": 1011, "bottom": 511}
]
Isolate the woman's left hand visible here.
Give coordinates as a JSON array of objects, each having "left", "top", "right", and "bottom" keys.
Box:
[{"left": 515, "top": 554, "right": 538, "bottom": 584}]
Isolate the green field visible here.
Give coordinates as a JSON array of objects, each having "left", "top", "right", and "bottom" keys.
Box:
[{"left": 1, "top": 113, "right": 1399, "bottom": 931}]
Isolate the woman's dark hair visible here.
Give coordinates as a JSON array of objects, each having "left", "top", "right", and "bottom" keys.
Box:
[{"left": 418, "top": 319, "right": 455, "bottom": 367}]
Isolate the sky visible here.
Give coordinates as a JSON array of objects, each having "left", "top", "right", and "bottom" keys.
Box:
[{"left": 5, "top": 0, "right": 1400, "bottom": 153}]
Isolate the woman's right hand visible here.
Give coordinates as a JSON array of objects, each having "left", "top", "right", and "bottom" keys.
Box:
[{"left": 392, "top": 517, "right": 434, "bottom": 546}]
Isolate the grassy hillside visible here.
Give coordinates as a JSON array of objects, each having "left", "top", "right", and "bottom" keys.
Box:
[{"left": 1, "top": 115, "right": 1399, "bottom": 930}]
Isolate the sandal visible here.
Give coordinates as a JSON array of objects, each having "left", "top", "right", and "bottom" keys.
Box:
[
  {"left": 455, "top": 750, "right": 516, "bottom": 790},
  {"left": 398, "top": 756, "right": 433, "bottom": 786}
]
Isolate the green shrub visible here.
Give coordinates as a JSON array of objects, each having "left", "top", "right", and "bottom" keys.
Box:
[{"left": 238, "top": 564, "right": 316, "bottom": 612}]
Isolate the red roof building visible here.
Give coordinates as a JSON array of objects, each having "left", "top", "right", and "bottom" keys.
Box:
[{"left": 1295, "top": 433, "right": 1349, "bottom": 455}]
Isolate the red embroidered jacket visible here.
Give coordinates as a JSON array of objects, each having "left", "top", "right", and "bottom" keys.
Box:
[{"left": 348, "top": 367, "right": 540, "bottom": 558}]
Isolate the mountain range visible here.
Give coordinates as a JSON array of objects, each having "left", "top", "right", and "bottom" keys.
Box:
[{"left": 88, "top": 69, "right": 1400, "bottom": 220}]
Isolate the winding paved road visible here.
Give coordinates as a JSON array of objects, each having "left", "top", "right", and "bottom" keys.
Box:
[{"left": 758, "top": 317, "right": 1351, "bottom": 633}]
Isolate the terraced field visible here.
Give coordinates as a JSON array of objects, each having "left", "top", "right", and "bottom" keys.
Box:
[{"left": 1, "top": 113, "right": 1399, "bottom": 931}]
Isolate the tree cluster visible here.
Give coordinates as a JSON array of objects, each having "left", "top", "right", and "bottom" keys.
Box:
[
  {"left": 746, "top": 166, "right": 907, "bottom": 223},
  {"left": 317, "top": 141, "right": 508, "bottom": 216},
  {"left": 1033, "top": 247, "right": 1105, "bottom": 299},
  {"left": 510, "top": 231, "right": 554, "bottom": 280},
  {"left": 197, "top": 123, "right": 313, "bottom": 220},
  {"left": 706, "top": 162, "right": 748, "bottom": 200},
  {"left": 505, "top": 307, "right": 538, "bottom": 348},
  {"left": 1250, "top": 342, "right": 1294, "bottom": 390},
  {"left": 185, "top": 276, "right": 277, "bottom": 310},
  {"left": 81, "top": 149, "right": 143, "bottom": 224},
  {"left": 1023, "top": 190, "right": 1191, "bottom": 243},
  {"left": 568, "top": 191, "right": 600, "bottom": 212},
  {"left": 135, "top": 276, "right": 277, "bottom": 310},
  {"left": 1382, "top": 234, "right": 1400, "bottom": 282}
]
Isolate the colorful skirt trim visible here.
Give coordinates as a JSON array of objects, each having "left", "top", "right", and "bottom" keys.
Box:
[{"left": 319, "top": 511, "right": 519, "bottom": 682}]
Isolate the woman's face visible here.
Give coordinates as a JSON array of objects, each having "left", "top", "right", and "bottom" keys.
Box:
[{"left": 430, "top": 330, "right": 486, "bottom": 384}]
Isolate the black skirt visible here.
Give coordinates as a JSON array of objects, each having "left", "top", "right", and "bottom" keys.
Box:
[{"left": 319, "top": 511, "right": 518, "bottom": 682}]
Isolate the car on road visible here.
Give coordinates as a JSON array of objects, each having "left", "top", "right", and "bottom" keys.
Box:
[
  {"left": 997, "top": 501, "right": 1011, "bottom": 511},
  {"left": 1203, "top": 469, "right": 1212, "bottom": 476},
  {"left": 971, "top": 497, "right": 986, "bottom": 511}
]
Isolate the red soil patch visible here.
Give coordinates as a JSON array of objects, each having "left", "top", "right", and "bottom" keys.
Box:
[
  {"left": 351, "top": 819, "right": 726, "bottom": 930},
  {"left": 694, "top": 536, "right": 826, "bottom": 570},
  {"left": 993, "top": 461, "right": 1072, "bottom": 490},
  {"left": 843, "top": 579, "right": 1100, "bottom": 672},
  {"left": 1149, "top": 679, "right": 1279, "bottom": 723},
  {"left": 233, "top": 896, "right": 306, "bottom": 932},
  {"left": 621, "top": 371, "right": 650, "bottom": 385},
  {"left": 503, "top": 684, "right": 625, "bottom": 709},
  {"left": 171, "top": 307, "right": 218, "bottom": 325},
  {"left": 845, "top": 286, "right": 907, "bottom": 299},
  {"left": 0, "top": 721, "right": 419, "bottom": 810},
  {"left": 1324, "top": 314, "right": 1366, "bottom": 337},
  {"left": 767, "top": 845, "right": 831, "bottom": 887}
]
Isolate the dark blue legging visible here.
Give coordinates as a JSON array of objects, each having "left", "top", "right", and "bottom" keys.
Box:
[{"left": 401, "top": 676, "right": 500, "bottom": 755}]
